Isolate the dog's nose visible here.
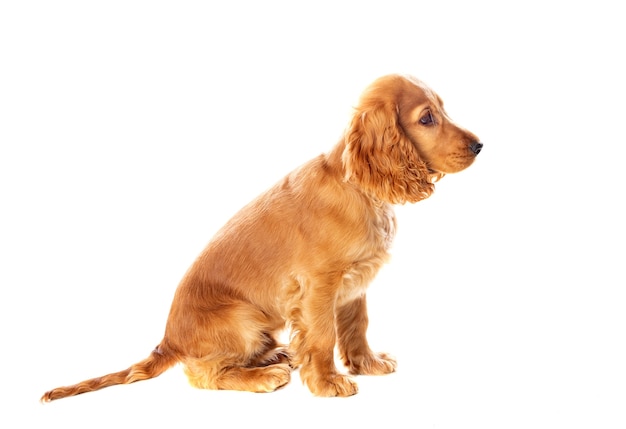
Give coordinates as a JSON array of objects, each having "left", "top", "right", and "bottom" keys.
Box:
[{"left": 469, "top": 141, "right": 483, "bottom": 155}]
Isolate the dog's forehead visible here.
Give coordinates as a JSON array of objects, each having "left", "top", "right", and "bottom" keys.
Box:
[{"left": 403, "top": 76, "right": 440, "bottom": 105}]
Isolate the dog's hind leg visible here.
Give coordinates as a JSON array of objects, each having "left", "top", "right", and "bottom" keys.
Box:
[
  {"left": 170, "top": 301, "right": 291, "bottom": 393},
  {"left": 183, "top": 331, "right": 292, "bottom": 392},
  {"left": 183, "top": 358, "right": 291, "bottom": 392}
]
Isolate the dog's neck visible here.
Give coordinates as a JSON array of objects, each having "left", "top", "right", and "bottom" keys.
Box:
[{"left": 326, "top": 139, "right": 348, "bottom": 175}]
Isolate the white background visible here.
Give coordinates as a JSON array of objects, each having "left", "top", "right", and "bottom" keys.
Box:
[{"left": 1, "top": 1, "right": 625, "bottom": 428}]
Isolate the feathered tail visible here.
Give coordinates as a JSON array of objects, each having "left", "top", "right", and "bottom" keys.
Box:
[{"left": 40, "top": 345, "right": 177, "bottom": 402}]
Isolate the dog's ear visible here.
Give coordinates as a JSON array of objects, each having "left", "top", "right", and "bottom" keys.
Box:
[{"left": 342, "top": 102, "right": 436, "bottom": 204}]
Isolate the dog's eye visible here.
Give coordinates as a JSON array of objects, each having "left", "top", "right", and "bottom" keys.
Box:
[{"left": 419, "top": 111, "right": 435, "bottom": 126}]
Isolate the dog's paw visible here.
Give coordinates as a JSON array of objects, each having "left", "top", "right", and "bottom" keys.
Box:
[
  {"left": 256, "top": 364, "right": 291, "bottom": 392},
  {"left": 346, "top": 352, "right": 397, "bottom": 375},
  {"left": 305, "top": 373, "right": 359, "bottom": 397}
]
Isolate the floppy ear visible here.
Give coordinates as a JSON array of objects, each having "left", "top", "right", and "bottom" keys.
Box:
[{"left": 342, "top": 102, "right": 436, "bottom": 204}]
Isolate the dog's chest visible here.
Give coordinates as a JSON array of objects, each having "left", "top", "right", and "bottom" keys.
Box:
[
  {"left": 350, "top": 201, "right": 397, "bottom": 261},
  {"left": 336, "top": 203, "right": 396, "bottom": 305},
  {"left": 372, "top": 202, "right": 397, "bottom": 250}
]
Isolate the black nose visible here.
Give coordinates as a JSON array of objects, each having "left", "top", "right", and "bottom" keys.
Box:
[{"left": 469, "top": 141, "right": 483, "bottom": 155}]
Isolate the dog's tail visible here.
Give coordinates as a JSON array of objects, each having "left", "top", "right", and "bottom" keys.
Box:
[{"left": 40, "top": 344, "right": 177, "bottom": 402}]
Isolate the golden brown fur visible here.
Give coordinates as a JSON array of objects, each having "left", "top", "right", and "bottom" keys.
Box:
[{"left": 41, "top": 74, "right": 482, "bottom": 401}]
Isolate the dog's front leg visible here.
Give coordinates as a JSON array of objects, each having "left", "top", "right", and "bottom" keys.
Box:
[
  {"left": 291, "top": 275, "right": 358, "bottom": 397},
  {"left": 336, "top": 295, "right": 397, "bottom": 375}
]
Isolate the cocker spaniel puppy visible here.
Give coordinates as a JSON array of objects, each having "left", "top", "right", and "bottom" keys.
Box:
[{"left": 41, "top": 74, "right": 482, "bottom": 401}]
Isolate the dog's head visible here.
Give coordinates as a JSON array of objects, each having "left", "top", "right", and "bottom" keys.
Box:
[{"left": 343, "top": 74, "right": 482, "bottom": 204}]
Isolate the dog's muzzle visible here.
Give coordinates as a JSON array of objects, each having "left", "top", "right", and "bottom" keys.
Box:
[{"left": 469, "top": 141, "right": 483, "bottom": 155}]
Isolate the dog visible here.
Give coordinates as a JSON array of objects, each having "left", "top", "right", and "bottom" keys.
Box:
[{"left": 41, "top": 74, "right": 482, "bottom": 401}]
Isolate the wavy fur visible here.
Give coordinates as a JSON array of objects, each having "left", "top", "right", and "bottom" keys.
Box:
[{"left": 41, "top": 74, "right": 481, "bottom": 401}]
